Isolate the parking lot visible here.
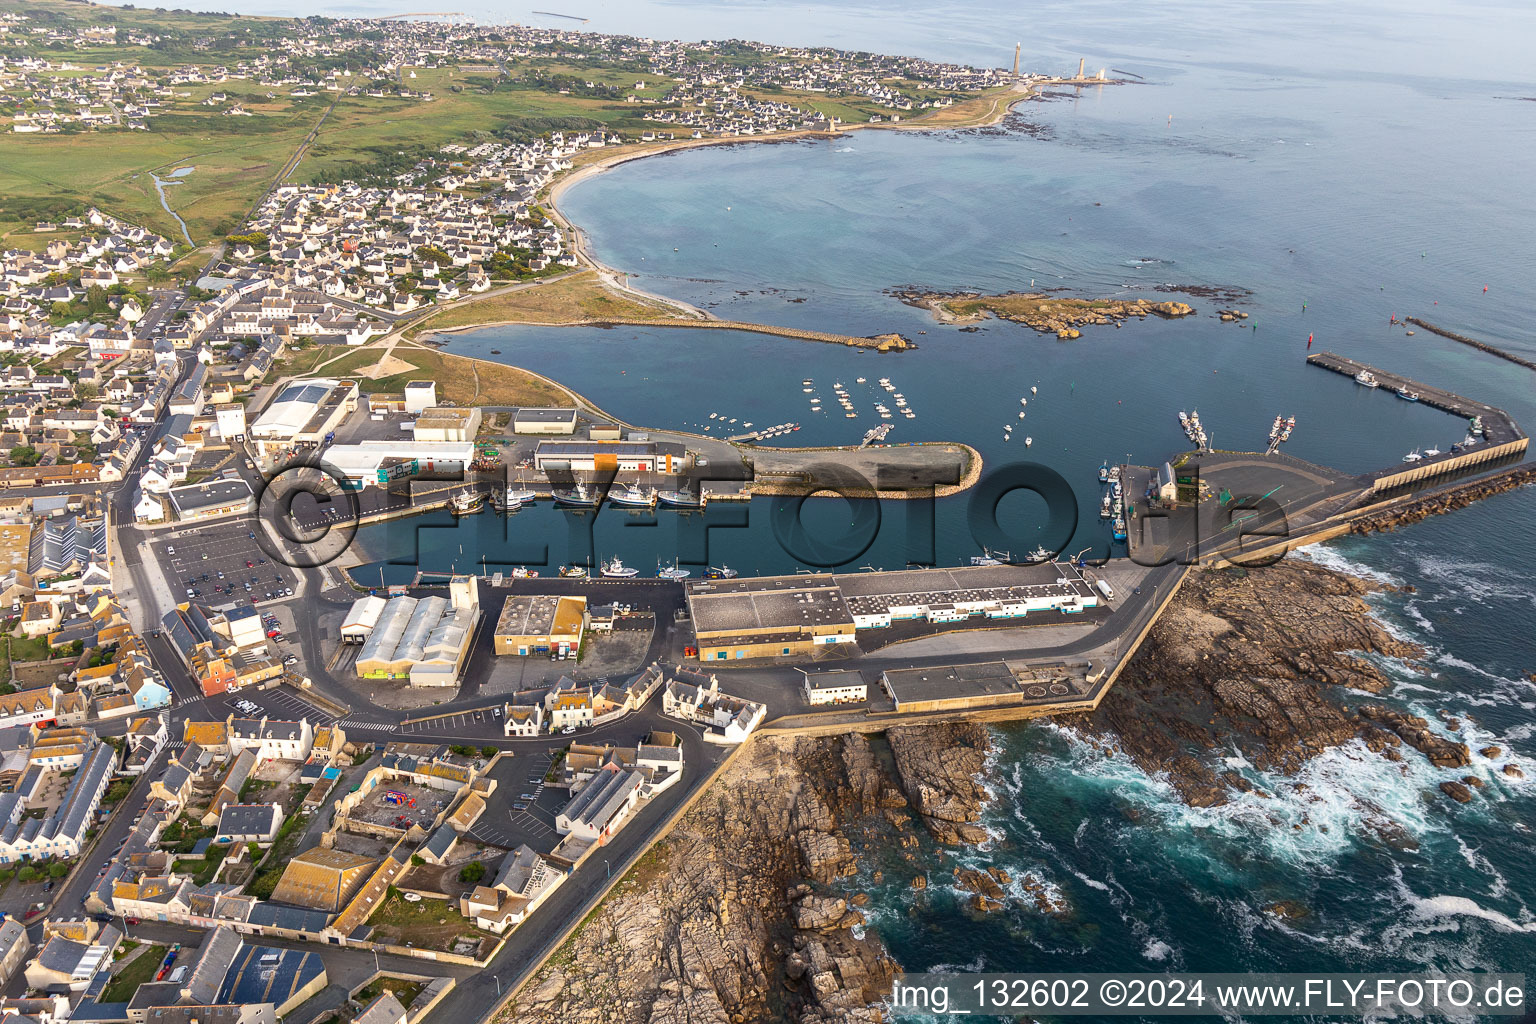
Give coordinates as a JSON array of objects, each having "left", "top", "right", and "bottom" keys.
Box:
[
  {"left": 157, "top": 517, "right": 302, "bottom": 610},
  {"left": 217, "top": 686, "right": 339, "bottom": 724},
  {"left": 463, "top": 750, "right": 563, "bottom": 853},
  {"left": 398, "top": 704, "right": 505, "bottom": 736}
]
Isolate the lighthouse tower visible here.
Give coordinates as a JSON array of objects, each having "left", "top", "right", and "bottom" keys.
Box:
[{"left": 1012, "top": 42, "right": 1020, "bottom": 78}]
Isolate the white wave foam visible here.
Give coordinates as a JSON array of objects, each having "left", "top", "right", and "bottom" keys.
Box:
[
  {"left": 1400, "top": 553, "right": 1536, "bottom": 614},
  {"left": 1294, "top": 543, "right": 1402, "bottom": 586},
  {"left": 1042, "top": 723, "right": 1449, "bottom": 867},
  {"left": 1407, "top": 894, "right": 1536, "bottom": 934},
  {"left": 1453, "top": 835, "right": 1510, "bottom": 900},
  {"left": 1142, "top": 938, "right": 1174, "bottom": 961}
]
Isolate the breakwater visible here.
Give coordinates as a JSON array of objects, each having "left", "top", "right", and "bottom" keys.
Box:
[
  {"left": 600, "top": 317, "right": 911, "bottom": 350},
  {"left": 1305, "top": 351, "right": 1528, "bottom": 492},
  {"left": 1348, "top": 462, "right": 1536, "bottom": 535},
  {"left": 1404, "top": 318, "right": 1536, "bottom": 373}
]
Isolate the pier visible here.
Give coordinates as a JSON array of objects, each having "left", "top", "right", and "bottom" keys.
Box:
[{"left": 1305, "top": 351, "right": 1527, "bottom": 492}]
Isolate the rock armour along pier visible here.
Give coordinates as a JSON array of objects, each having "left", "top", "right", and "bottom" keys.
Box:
[{"left": 1404, "top": 317, "right": 1536, "bottom": 373}]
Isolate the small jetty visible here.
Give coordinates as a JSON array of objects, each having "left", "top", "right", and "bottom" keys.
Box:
[{"left": 727, "top": 422, "right": 799, "bottom": 443}]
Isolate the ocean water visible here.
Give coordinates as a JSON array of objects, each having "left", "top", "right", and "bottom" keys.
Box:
[{"left": 312, "top": 0, "right": 1536, "bottom": 1010}]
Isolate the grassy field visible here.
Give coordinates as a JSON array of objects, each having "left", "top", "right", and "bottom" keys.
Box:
[
  {"left": 365, "top": 892, "right": 489, "bottom": 952},
  {"left": 408, "top": 271, "right": 685, "bottom": 335},
  {"left": 0, "top": 114, "right": 318, "bottom": 243},
  {"left": 101, "top": 944, "right": 168, "bottom": 1003},
  {"left": 292, "top": 66, "right": 673, "bottom": 186},
  {"left": 379, "top": 345, "right": 573, "bottom": 407},
  {"left": 355, "top": 976, "right": 427, "bottom": 1008}
]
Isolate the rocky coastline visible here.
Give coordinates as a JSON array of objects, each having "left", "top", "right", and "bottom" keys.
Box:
[
  {"left": 496, "top": 555, "right": 1516, "bottom": 1022},
  {"left": 1060, "top": 557, "right": 1521, "bottom": 810},
  {"left": 892, "top": 287, "right": 1194, "bottom": 338},
  {"left": 497, "top": 725, "right": 993, "bottom": 1024}
]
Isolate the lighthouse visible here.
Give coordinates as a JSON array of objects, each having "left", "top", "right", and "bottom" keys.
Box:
[{"left": 1013, "top": 42, "right": 1020, "bottom": 78}]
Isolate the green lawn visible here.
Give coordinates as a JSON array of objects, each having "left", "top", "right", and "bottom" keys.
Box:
[{"left": 101, "top": 944, "right": 168, "bottom": 1003}]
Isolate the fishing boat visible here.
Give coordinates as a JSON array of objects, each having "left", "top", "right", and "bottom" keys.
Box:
[
  {"left": 552, "top": 481, "right": 599, "bottom": 508},
  {"left": 1396, "top": 387, "right": 1419, "bottom": 401},
  {"left": 606, "top": 483, "right": 657, "bottom": 508},
  {"left": 658, "top": 489, "right": 705, "bottom": 509},
  {"left": 970, "top": 549, "right": 1009, "bottom": 566},
  {"left": 510, "top": 566, "right": 539, "bottom": 579},
  {"left": 559, "top": 565, "right": 588, "bottom": 579},
  {"left": 1030, "top": 386, "right": 1038, "bottom": 395},
  {"left": 1101, "top": 493, "right": 1113, "bottom": 518},
  {"left": 449, "top": 487, "right": 483, "bottom": 516},
  {"left": 1354, "top": 370, "right": 1380, "bottom": 388},
  {"left": 600, "top": 556, "right": 638, "bottom": 579},
  {"left": 1099, "top": 462, "right": 1110, "bottom": 482},
  {"left": 1424, "top": 444, "right": 1442, "bottom": 457},
  {"left": 491, "top": 487, "right": 536, "bottom": 513},
  {"left": 706, "top": 565, "right": 739, "bottom": 579},
  {"left": 1026, "top": 545, "right": 1053, "bottom": 562},
  {"left": 656, "top": 559, "right": 691, "bottom": 581},
  {"left": 1113, "top": 519, "right": 1127, "bottom": 541},
  {"left": 1024, "top": 437, "right": 1033, "bottom": 446},
  {"left": 1402, "top": 448, "right": 1423, "bottom": 463}
]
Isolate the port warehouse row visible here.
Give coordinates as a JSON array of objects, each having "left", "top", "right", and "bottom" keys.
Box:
[
  {"left": 684, "top": 562, "right": 1102, "bottom": 661},
  {"left": 343, "top": 583, "right": 590, "bottom": 672},
  {"left": 1306, "top": 352, "right": 1529, "bottom": 491}
]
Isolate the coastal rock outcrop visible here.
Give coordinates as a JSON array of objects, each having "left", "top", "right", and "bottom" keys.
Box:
[
  {"left": 497, "top": 730, "right": 981, "bottom": 1024},
  {"left": 886, "top": 723, "right": 992, "bottom": 843},
  {"left": 1063, "top": 558, "right": 1448, "bottom": 807},
  {"left": 893, "top": 288, "right": 1195, "bottom": 335}
]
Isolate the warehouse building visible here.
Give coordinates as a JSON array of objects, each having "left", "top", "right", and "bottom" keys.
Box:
[
  {"left": 684, "top": 564, "right": 1098, "bottom": 662},
  {"left": 250, "top": 378, "right": 358, "bottom": 458},
  {"left": 217, "top": 943, "right": 327, "bottom": 1016},
  {"left": 493, "top": 594, "right": 587, "bottom": 657},
  {"left": 533, "top": 440, "right": 685, "bottom": 474},
  {"left": 880, "top": 662, "right": 1024, "bottom": 714},
  {"left": 270, "top": 848, "right": 378, "bottom": 913},
  {"left": 834, "top": 564, "right": 1097, "bottom": 628},
  {"left": 801, "top": 669, "right": 868, "bottom": 706},
  {"left": 512, "top": 407, "right": 579, "bottom": 435},
  {"left": 684, "top": 576, "right": 857, "bottom": 661},
  {"left": 354, "top": 577, "right": 479, "bottom": 686},
  {"left": 403, "top": 380, "right": 437, "bottom": 415},
  {"left": 166, "top": 479, "right": 255, "bottom": 522},
  {"left": 320, "top": 440, "right": 476, "bottom": 489},
  {"left": 340, "top": 595, "right": 387, "bottom": 643},
  {"left": 412, "top": 407, "right": 482, "bottom": 442}
]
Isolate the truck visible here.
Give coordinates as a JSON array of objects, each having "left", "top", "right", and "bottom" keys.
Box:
[{"left": 1095, "top": 579, "right": 1115, "bottom": 601}]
